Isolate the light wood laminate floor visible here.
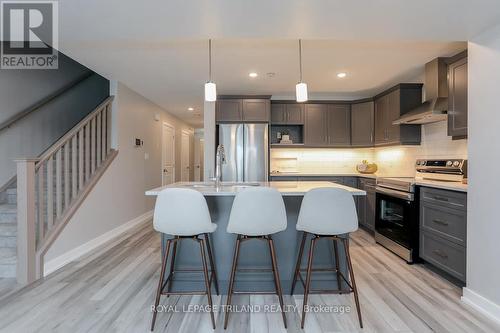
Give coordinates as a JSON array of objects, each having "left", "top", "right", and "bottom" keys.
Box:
[{"left": 0, "top": 222, "right": 498, "bottom": 333}]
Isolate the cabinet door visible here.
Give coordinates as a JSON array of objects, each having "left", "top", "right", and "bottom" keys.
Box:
[
  {"left": 286, "top": 104, "right": 304, "bottom": 124},
  {"left": 365, "top": 186, "right": 376, "bottom": 231},
  {"left": 242, "top": 99, "right": 270, "bottom": 122},
  {"left": 448, "top": 57, "right": 468, "bottom": 137},
  {"left": 351, "top": 101, "right": 374, "bottom": 147},
  {"left": 216, "top": 99, "right": 242, "bottom": 122},
  {"left": 271, "top": 104, "right": 286, "bottom": 124},
  {"left": 374, "top": 95, "right": 387, "bottom": 144},
  {"left": 305, "top": 104, "right": 328, "bottom": 146},
  {"left": 327, "top": 104, "right": 351, "bottom": 146},
  {"left": 386, "top": 90, "right": 401, "bottom": 144}
]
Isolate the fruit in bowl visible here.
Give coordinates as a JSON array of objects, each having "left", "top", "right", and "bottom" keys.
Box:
[{"left": 356, "top": 160, "right": 378, "bottom": 174}]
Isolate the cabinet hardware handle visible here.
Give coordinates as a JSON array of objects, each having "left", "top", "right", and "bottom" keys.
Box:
[
  {"left": 432, "top": 250, "right": 448, "bottom": 259},
  {"left": 433, "top": 219, "right": 449, "bottom": 226},
  {"left": 433, "top": 196, "right": 449, "bottom": 202}
]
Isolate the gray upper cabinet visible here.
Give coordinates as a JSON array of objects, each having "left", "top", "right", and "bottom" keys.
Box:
[
  {"left": 217, "top": 97, "right": 270, "bottom": 123},
  {"left": 351, "top": 101, "right": 374, "bottom": 147},
  {"left": 374, "top": 84, "right": 422, "bottom": 146},
  {"left": 305, "top": 104, "right": 328, "bottom": 146},
  {"left": 327, "top": 104, "right": 351, "bottom": 146},
  {"left": 448, "top": 56, "right": 468, "bottom": 138},
  {"left": 305, "top": 103, "right": 351, "bottom": 147},
  {"left": 271, "top": 103, "right": 304, "bottom": 125},
  {"left": 216, "top": 99, "right": 242, "bottom": 122},
  {"left": 242, "top": 99, "right": 270, "bottom": 121}
]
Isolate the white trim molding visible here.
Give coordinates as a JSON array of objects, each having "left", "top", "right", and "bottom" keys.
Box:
[
  {"left": 43, "top": 210, "right": 153, "bottom": 276},
  {"left": 462, "top": 288, "right": 500, "bottom": 326}
]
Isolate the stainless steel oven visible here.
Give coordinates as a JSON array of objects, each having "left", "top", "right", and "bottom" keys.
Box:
[{"left": 375, "top": 178, "right": 419, "bottom": 263}]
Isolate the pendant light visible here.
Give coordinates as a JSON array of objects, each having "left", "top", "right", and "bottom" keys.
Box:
[
  {"left": 204, "top": 39, "right": 217, "bottom": 102},
  {"left": 295, "top": 39, "right": 308, "bottom": 102}
]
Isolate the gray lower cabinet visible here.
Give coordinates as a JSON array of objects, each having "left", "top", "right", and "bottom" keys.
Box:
[
  {"left": 357, "top": 178, "right": 376, "bottom": 232},
  {"left": 419, "top": 187, "right": 467, "bottom": 282},
  {"left": 351, "top": 101, "right": 374, "bottom": 147}
]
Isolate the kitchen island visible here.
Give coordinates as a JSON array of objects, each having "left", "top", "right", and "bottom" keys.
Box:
[{"left": 145, "top": 181, "right": 366, "bottom": 294}]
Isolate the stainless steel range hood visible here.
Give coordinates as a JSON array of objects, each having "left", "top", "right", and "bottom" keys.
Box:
[{"left": 393, "top": 58, "right": 448, "bottom": 125}]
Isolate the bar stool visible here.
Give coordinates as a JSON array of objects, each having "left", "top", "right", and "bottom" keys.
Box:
[
  {"left": 151, "top": 188, "right": 219, "bottom": 331},
  {"left": 290, "top": 188, "right": 363, "bottom": 329},
  {"left": 224, "top": 187, "right": 287, "bottom": 329}
]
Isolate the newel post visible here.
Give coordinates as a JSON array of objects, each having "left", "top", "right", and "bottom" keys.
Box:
[{"left": 15, "top": 158, "right": 38, "bottom": 284}]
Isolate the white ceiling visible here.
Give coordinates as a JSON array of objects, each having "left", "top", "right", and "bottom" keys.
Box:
[{"left": 57, "top": 0, "right": 499, "bottom": 126}]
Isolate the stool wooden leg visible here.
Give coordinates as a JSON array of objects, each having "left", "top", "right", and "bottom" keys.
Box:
[
  {"left": 224, "top": 235, "right": 241, "bottom": 329},
  {"left": 268, "top": 236, "right": 287, "bottom": 328},
  {"left": 205, "top": 233, "right": 220, "bottom": 296},
  {"left": 166, "top": 237, "right": 178, "bottom": 297},
  {"left": 301, "top": 236, "right": 317, "bottom": 329},
  {"left": 342, "top": 238, "right": 363, "bottom": 328},
  {"left": 199, "top": 238, "right": 216, "bottom": 329},
  {"left": 333, "top": 238, "right": 342, "bottom": 292},
  {"left": 151, "top": 239, "right": 171, "bottom": 331},
  {"left": 291, "top": 232, "right": 307, "bottom": 295}
]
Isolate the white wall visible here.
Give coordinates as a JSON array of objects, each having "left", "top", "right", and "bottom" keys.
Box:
[
  {"left": 462, "top": 24, "right": 500, "bottom": 322},
  {"left": 45, "top": 83, "right": 194, "bottom": 263}
]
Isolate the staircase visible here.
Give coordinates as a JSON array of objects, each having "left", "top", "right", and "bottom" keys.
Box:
[
  {"left": 0, "top": 184, "right": 17, "bottom": 277},
  {"left": 3, "top": 96, "right": 117, "bottom": 284}
]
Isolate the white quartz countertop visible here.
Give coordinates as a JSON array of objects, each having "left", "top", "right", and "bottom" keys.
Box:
[
  {"left": 415, "top": 179, "right": 468, "bottom": 192},
  {"left": 270, "top": 172, "right": 377, "bottom": 179},
  {"left": 145, "top": 181, "right": 366, "bottom": 196}
]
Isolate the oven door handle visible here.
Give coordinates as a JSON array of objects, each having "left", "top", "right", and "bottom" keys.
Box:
[{"left": 376, "top": 186, "right": 414, "bottom": 201}]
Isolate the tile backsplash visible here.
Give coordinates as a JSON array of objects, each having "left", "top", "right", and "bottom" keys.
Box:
[{"left": 271, "top": 122, "right": 467, "bottom": 176}]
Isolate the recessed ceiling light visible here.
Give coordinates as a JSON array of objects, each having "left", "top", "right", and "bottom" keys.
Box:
[
  {"left": 337, "top": 72, "right": 347, "bottom": 78},
  {"left": 249, "top": 72, "right": 258, "bottom": 78},
  {"left": 188, "top": 107, "right": 194, "bottom": 111}
]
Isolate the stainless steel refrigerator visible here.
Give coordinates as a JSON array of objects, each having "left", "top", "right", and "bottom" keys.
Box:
[{"left": 218, "top": 123, "right": 268, "bottom": 182}]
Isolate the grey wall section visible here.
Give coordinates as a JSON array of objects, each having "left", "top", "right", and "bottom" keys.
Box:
[
  {"left": 0, "top": 47, "right": 90, "bottom": 124},
  {"left": 466, "top": 24, "right": 500, "bottom": 317},
  {"left": 0, "top": 73, "right": 109, "bottom": 185}
]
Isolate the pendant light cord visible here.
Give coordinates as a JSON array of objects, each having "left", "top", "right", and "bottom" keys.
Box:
[
  {"left": 208, "top": 39, "right": 212, "bottom": 82},
  {"left": 299, "top": 39, "right": 303, "bottom": 82}
]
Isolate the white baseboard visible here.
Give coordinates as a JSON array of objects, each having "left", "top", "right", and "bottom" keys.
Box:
[
  {"left": 462, "top": 287, "right": 500, "bottom": 326},
  {"left": 44, "top": 210, "right": 153, "bottom": 276}
]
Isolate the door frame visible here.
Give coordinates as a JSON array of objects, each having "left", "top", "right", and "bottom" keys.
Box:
[
  {"left": 161, "top": 122, "right": 176, "bottom": 185},
  {"left": 180, "top": 129, "right": 191, "bottom": 181}
]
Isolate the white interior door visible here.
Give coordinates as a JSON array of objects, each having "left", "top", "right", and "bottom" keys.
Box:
[
  {"left": 194, "top": 138, "right": 205, "bottom": 181},
  {"left": 181, "top": 131, "right": 190, "bottom": 181},
  {"left": 162, "top": 123, "right": 175, "bottom": 185}
]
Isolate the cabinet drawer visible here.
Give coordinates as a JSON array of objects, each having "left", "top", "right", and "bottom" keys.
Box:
[
  {"left": 420, "top": 202, "right": 466, "bottom": 246},
  {"left": 342, "top": 177, "right": 358, "bottom": 188},
  {"left": 420, "top": 187, "right": 467, "bottom": 211},
  {"left": 359, "top": 177, "right": 376, "bottom": 187},
  {"left": 420, "top": 231, "right": 466, "bottom": 281}
]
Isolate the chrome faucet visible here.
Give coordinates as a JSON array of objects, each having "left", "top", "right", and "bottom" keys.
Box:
[{"left": 215, "top": 144, "right": 226, "bottom": 187}]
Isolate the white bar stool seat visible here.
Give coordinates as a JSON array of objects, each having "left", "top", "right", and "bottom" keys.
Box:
[
  {"left": 224, "top": 187, "right": 287, "bottom": 329},
  {"left": 151, "top": 188, "right": 219, "bottom": 330},
  {"left": 291, "top": 187, "right": 363, "bottom": 329}
]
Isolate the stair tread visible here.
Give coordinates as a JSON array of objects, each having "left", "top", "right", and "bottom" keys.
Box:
[
  {"left": 0, "top": 204, "right": 16, "bottom": 214},
  {"left": 0, "top": 225, "right": 17, "bottom": 236},
  {"left": 0, "top": 248, "right": 16, "bottom": 263}
]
